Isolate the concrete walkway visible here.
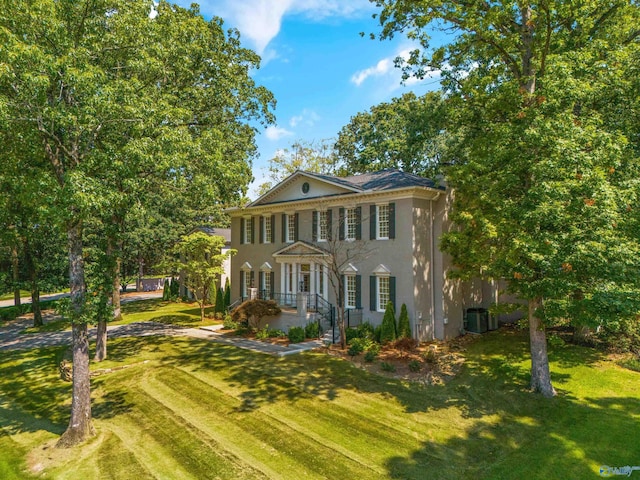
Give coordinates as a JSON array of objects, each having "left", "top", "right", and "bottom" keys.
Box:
[{"left": 0, "top": 303, "right": 324, "bottom": 357}]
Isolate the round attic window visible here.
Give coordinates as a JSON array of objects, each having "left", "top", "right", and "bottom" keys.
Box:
[{"left": 301, "top": 182, "right": 310, "bottom": 194}]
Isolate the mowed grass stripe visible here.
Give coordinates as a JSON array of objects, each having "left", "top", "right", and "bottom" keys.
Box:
[
  {"left": 96, "top": 431, "right": 155, "bottom": 480},
  {"left": 149, "top": 366, "right": 387, "bottom": 480},
  {"left": 109, "top": 369, "right": 265, "bottom": 480}
]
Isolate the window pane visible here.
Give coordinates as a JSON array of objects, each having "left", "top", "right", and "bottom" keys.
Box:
[
  {"left": 377, "top": 205, "right": 389, "bottom": 239},
  {"left": 346, "top": 208, "right": 356, "bottom": 240},
  {"left": 318, "top": 211, "right": 327, "bottom": 241},
  {"left": 287, "top": 214, "right": 296, "bottom": 242},
  {"left": 245, "top": 218, "right": 252, "bottom": 244},
  {"left": 378, "top": 276, "right": 389, "bottom": 311},
  {"left": 264, "top": 216, "right": 272, "bottom": 243},
  {"left": 345, "top": 275, "right": 356, "bottom": 308}
]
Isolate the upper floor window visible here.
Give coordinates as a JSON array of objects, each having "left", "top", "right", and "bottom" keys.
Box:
[
  {"left": 345, "top": 207, "right": 357, "bottom": 241},
  {"left": 377, "top": 204, "right": 389, "bottom": 239},
  {"left": 243, "top": 217, "right": 253, "bottom": 244},
  {"left": 263, "top": 215, "right": 272, "bottom": 243},
  {"left": 318, "top": 211, "right": 328, "bottom": 242},
  {"left": 287, "top": 213, "right": 296, "bottom": 243}
]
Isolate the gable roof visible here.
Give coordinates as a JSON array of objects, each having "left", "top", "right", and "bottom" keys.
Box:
[
  {"left": 247, "top": 168, "right": 444, "bottom": 209},
  {"left": 193, "top": 226, "right": 231, "bottom": 244}
]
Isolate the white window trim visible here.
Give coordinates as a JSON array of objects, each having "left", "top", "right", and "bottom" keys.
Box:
[
  {"left": 286, "top": 213, "right": 296, "bottom": 243},
  {"left": 317, "top": 210, "right": 328, "bottom": 242},
  {"left": 243, "top": 217, "right": 252, "bottom": 244},
  {"left": 345, "top": 274, "right": 357, "bottom": 309},
  {"left": 263, "top": 215, "right": 272, "bottom": 244},
  {"left": 345, "top": 207, "right": 357, "bottom": 241},
  {"left": 377, "top": 275, "right": 390, "bottom": 313},
  {"left": 376, "top": 204, "right": 389, "bottom": 240}
]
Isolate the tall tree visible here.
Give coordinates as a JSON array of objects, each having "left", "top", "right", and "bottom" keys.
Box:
[
  {"left": 164, "top": 232, "right": 234, "bottom": 321},
  {"left": 0, "top": 0, "right": 273, "bottom": 446},
  {"left": 335, "top": 91, "right": 447, "bottom": 177},
  {"left": 257, "top": 139, "right": 340, "bottom": 196},
  {"left": 372, "top": 0, "right": 640, "bottom": 397}
]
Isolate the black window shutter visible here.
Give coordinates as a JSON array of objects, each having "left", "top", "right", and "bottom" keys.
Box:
[
  {"left": 355, "top": 275, "right": 362, "bottom": 309},
  {"left": 370, "top": 205, "right": 376, "bottom": 240},
  {"left": 240, "top": 218, "right": 245, "bottom": 245},
  {"left": 258, "top": 271, "right": 263, "bottom": 296},
  {"left": 281, "top": 213, "right": 286, "bottom": 242},
  {"left": 339, "top": 208, "right": 345, "bottom": 240},
  {"left": 327, "top": 209, "right": 333, "bottom": 241},
  {"left": 355, "top": 206, "right": 362, "bottom": 240},
  {"left": 294, "top": 213, "right": 299, "bottom": 241},
  {"left": 270, "top": 271, "right": 275, "bottom": 297},
  {"left": 259, "top": 216, "right": 264, "bottom": 244},
  {"left": 389, "top": 203, "right": 396, "bottom": 239},
  {"left": 250, "top": 271, "right": 255, "bottom": 288},
  {"left": 390, "top": 276, "right": 396, "bottom": 309},
  {"left": 271, "top": 215, "right": 275, "bottom": 242},
  {"left": 312, "top": 211, "right": 318, "bottom": 241},
  {"left": 250, "top": 217, "right": 255, "bottom": 244},
  {"left": 240, "top": 271, "right": 245, "bottom": 298},
  {"left": 370, "top": 276, "right": 376, "bottom": 311}
]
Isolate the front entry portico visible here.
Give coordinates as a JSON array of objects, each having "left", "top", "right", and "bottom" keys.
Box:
[{"left": 272, "top": 241, "right": 329, "bottom": 301}]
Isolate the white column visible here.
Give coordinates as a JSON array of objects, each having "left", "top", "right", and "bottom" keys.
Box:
[
  {"left": 280, "top": 263, "right": 286, "bottom": 295},
  {"left": 292, "top": 263, "right": 298, "bottom": 292},
  {"left": 309, "top": 261, "right": 316, "bottom": 295}
]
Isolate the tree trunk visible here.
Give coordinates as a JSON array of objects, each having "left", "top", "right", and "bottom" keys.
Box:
[
  {"left": 94, "top": 316, "right": 107, "bottom": 362},
  {"left": 136, "top": 255, "right": 144, "bottom": 292},
  {"left": 110, "top": 233, "right": 123, "bottom": 322},
  {"left": 57, "top": 219, "right": 94, "bottom": 447},
  {"left": 11, "top": 245, "right": 21, "bottom": 308},
  {"left": 31, "top": 284, "right": 43, "bottom": 327},
  {"left": 528, "top": 298, "right": 556, "bottom": 397}
]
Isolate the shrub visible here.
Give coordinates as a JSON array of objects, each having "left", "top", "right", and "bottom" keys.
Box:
[
  {"left": 349, "top": 337, "right": 375, "bottom": 352},
  {"left": 397, "top": 303, "right": 412, "bottom": 339},
  {"left": 214, "top": 287, "right": 225, "bottom": 314},
  {"left": 305, "top": 321, "right": 320, "bottom": 338},
  {"left": 423, "top": 346, "right": 438, "bottom": 364},
  {"left": 345, "top": 327, "right": 359, "bottom": 343},
  {"left": 408, "top": 360, "right": 421, "bottom": 372},
  {"left": 379, "top": 301, "right": 397, "bottom": 344},
  {"left": 288, "top": 326, "right": 305, "bottom": 343},
  {"left": 374, "top": 325, "right": 382, "bottom": 343},
  {"left": 224, "top": 278, "right": 231, "bottom": 309},
  {"left": 597, "top": 316, "right": 640, "bottom": 355},
  {"left": 231, "top": 299, "right": 281, "bottom": 329},
  {"left": 170, "top": 276, "right": 180, "bottom": 297},
  {"left": 367, "top": 343, "right": 381, "bottom": 356},
  {"left": 356, "top": 321, "right": 375, "bottom": 340},
  {"left": 380, "top": 361, "right": 396, "bottom": 372},
  {"left": 364, "top": 350, "right": 377, "bottom": 362},
  {"left": 619, "top": 357, "right": 640, "bottom": 372},
  {"left": 348, "top": 343, "right": 363, "bottom": 357},
  {"left": 256, "top": 324, "right": 270, "bottom": 340},
  {"left": 269, "top": 329, "right": 286, "bottom": 338},
  {"left": 222, "top": 315, "right": 238, "bottom": 330}
]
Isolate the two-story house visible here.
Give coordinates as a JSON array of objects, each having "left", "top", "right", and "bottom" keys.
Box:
[{"left": 228, "top": 169, "right": 495, "bottom": 341}]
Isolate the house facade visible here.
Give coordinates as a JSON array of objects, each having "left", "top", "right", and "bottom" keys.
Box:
[{"left": 228, "top": 169, "right": 495, "bottom": 341}]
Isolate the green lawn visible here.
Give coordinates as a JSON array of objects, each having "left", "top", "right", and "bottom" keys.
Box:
[
  {"left": 0, "top": 329, "right": 638, "bottom": 479},
  {"left": 19, "top": 299, "right": 220, "bottom": 333}
]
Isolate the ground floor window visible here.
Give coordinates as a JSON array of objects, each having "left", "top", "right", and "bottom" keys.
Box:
[{"left": 377, "top": 276, "right": 389, "bottom": 312}]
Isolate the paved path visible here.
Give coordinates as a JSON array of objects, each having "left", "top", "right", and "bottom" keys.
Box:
[{"left": 0, "top": 295, "right": 323, "bottom": 357}]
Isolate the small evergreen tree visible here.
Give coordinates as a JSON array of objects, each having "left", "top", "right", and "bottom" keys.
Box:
[
  {"left": 224, "top": 278, "right": 231, "bottom": 309},
  {"left": 162, "top": 278, "right": 170, "bottom": 301},
  {"left": 379, "top": 301, "right": 397, "bottom": 344},
  {"left": 215, "top": 287, "right": 224, "bottom": 314},
  {"left": 397, "top": 303, "right": 411, "bottom": 339},
  {"left": 170, "top": 276, "right": 179, "bottom": 298}
]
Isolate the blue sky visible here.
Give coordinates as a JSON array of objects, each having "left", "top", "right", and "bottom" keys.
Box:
[{"left": 171, "top": 0, "right": 442, "bottom": 198}]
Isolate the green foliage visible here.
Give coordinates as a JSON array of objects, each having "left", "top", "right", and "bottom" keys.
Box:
[
  {"left": 364, "top": 350, "right": 377, "bottom": 363},
  {"left": 224, "top": 279, "right": 231, "bottom": 309},
  {"left": 356, "top": 322, "right": 375, "bottom": 340},
  {"left": 397, "top": 304, "right": 411, "bottom": 339},
  {"left": 0, "top": 299, "right": 60, "bottom": 322},
  {"left": 597, "top": 316, "right": 640, "bottom": 355},
  {"left": 287, "top": 326, "right": 305, "bottom": 344},
  {"left": 374, "top": 325, "right": 382, "bottom": 344},
  {"left": 408, "top": 360, "right": 422, "bottom": 373},
  {"left": 619, "top": 357, "right": 640, "bottom": 373},
  {"left": 335, "top": 91, "right": 446, "bottom": 178},
  {"left": 222, "top": 315, "right": 238, "bottom": 330},
  {"left": 255, "top": 324, "right": 270, "bottom": 340},
  {"left": 345, "top": 328, "right": 359, "bottom": 344},
  {"left": 170, "top": 277, "right": 180, "bottom": 298},
  {"left": 214, "top": 287, "right": 225, "bottom": 314},
  {"left": 304, "top": 321, "right": 320, "bottom": 339},
  {"left": 347, "top": 343, "right": 363, "bottom": 358},
  {"left": 380, "top": 362, "right": 396, "bottom": 373},
  {"left": 379, "top": 301, "right": 397, "bottom": 344}
]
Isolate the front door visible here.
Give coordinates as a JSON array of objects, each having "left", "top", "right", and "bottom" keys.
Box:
[{"left": 299, "top": 264, "right": 310, "bottom": 293}]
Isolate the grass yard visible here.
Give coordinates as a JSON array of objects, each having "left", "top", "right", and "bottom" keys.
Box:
[{"left": 0, "top": 329, "right": 638, "bottom": 479}]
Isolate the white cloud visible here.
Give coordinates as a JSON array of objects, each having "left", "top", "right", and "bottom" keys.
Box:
[
  {"left": 289, "top": 109, "right": 321, "bottom": 128},
  {"left": 351, "top": 47, "right": 442, "bottom": 91},
  {"left": 265, "top": 125, "right": 294, "bottom": 140},
  {"left": 194, "top": 0, "right": 373, "bottom": 55}
]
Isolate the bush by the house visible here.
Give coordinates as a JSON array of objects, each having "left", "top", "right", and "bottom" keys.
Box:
[
  {"left": 224, "top": 278, "right": 231, "bottom": 309},
  {"left": 214, "top": 287, "right": 224, "bottom": 314},
  {"left": 345, "top": 327, "right": 359, "bottom": 344},
  {"left": 288, "top": 326, "right": 305, "bottom": 343},
  {"left": 231, "top": 299, "right": 281, "bottom": 329},
  {"left": 348, "top": 343, "right": 363, "bottom": 358},
  {"left": 364, "top": 350, "right": 377, "bottom": 362},
  {"left": 397, "top": 303, "right": 412, "bottom": 339},
  {"left": 305, "top": 321, "right": 320, "bottom": 338},
  {"left": 269, "top": 328, "right": 286, "bottom": 338},
  {"left": 222, "top": 315, "right": 238, "bottom": 330},
  {"left": 380, "top": 361, "right": 396, "bottom": 372},
  {"left": 380, "top": 301, "right": 397, "bottom": 344},
  {"left": 408, "top": 360, "right": 421, "bottom": 372},
  {"left": 356, "top": 321, "right": 375, "bottom": 340}
]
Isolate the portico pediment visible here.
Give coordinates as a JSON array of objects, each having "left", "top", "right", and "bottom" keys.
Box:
[{"left": 272, "top": 241, "right": 328, "bottom": 261}]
